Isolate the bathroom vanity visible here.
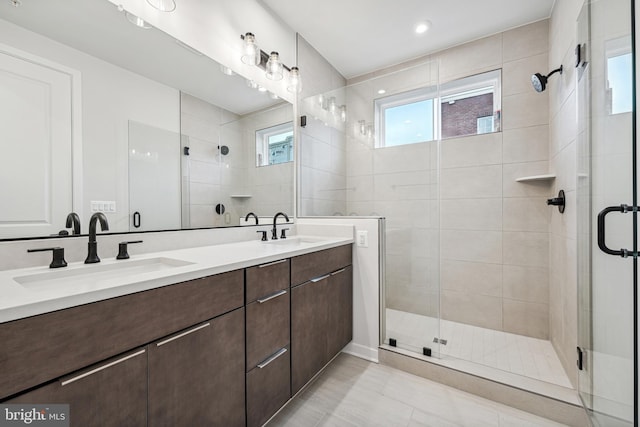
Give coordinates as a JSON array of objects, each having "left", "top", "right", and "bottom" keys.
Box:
[{"left": 0, "top": 237, "right": 353, "bottom": 427}]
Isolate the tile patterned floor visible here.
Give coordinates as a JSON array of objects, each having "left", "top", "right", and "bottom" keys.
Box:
[
  {"left": 268, "top": 353, "right": 568, "bottom": 426},
  {"left": 385, "top": 309, "right": 573, "bottom": 388}
]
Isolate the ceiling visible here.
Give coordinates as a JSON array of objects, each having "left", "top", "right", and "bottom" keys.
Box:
[{"left": 262, "top": 0, "right": 556, "bottom": 79}]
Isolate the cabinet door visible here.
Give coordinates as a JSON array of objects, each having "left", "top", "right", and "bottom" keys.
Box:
[
  {"left": 326, "top": 266, "right": 353, "bottom": 360},
  {"left": 291, "top": 276, "right": 329, "bottom": 394},
  {"left": 148, "top": 308, "right": 245, "bottom": 427},
  {"left": 9, "top": 348, "right": 147, "bottom": 427}
]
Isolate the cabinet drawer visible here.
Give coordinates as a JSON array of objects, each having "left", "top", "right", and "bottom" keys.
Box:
[
  {"left": 0, "top": 270, "right": 243, "bottom": 400},
  {"left": 246, "top": 290, "right": 290, "bottom": 370},
  {"left": 246, "top": 258, "right": 290, "bottom": 303},
  {"left": 246, "top": 346, "right": 291, "bottom": 427},
  {"left": 291, "top": 244, "right": 352, "bottom": 287}
]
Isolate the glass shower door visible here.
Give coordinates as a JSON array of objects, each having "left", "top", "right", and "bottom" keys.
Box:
[{"left": 577, "top": 0, "right": 637, "bottom": 425}]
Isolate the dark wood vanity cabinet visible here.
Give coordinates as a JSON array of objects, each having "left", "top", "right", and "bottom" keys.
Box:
[
  {"left": 291, "top": 245, "right": 353, "bottom": 394},
  {"left": 148, "top": 308, "right": 245, "bottom": 427},
  {"left": 9, "top": 348, "right": 148, "bottom": 427},
  {"left": 245, "top": 259, "right": 291, "bottom": 427},
  {"left": 1, "top": 243, "right": 353, "bottom": 426}
]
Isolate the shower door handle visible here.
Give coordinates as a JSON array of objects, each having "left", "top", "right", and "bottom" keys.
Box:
[{"left": 597, "top": 204, "right": 635, "bottom": 258}]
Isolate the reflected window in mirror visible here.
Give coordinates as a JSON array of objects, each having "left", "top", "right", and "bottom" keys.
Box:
[
  {"left": 256, "top": 122, "right": 294, "bottom": 166},
  {"left": 605, "top": 36, "right": 632, "bottom": 115}
]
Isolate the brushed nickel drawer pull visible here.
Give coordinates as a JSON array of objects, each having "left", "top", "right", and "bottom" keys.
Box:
[
  {"left": 257, "top": 348, "right": 288, "bottom": 369},
  {"left": 156, "top": 322, "right": 210, "bottom": 347},
  {"left": 311, "top": 274, "right": 330, "bottom": 283},
  {"left": 331, "top": 268, "right": 347, "bottom": 276},
  {"left": 61, "top": 349, "right": 146, "bottom": 386},
  {"left": 257, "top": 289, "right": 287, "bottom": 304},
  {"left": 258, "top": 259, "right": 287, "bottom": 268}
]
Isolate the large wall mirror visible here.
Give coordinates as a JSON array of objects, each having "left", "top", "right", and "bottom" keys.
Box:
[{"left": 0, "top": 0, "right": 293, "bottom": 240}]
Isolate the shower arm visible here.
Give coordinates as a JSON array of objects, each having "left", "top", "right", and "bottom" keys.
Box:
[{"left": 547, "top": 65, "right": 563, "bottom": 78}]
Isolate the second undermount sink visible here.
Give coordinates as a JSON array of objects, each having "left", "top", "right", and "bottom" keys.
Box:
[{"left": 14, "top": 257, "right": 194, "bottom": 294}]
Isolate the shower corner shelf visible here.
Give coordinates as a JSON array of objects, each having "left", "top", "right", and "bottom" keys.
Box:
[
  {"left": 230, "top": 194, "right": 252, "bottom": 199},
  {"left": 515, "top": 174, "right": 556, "bottom": 183}
]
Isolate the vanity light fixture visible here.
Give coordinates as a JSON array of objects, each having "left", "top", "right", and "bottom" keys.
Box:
[
  {"left": 266, "top": 51, "right": 284, "bottom": 81},
  {"left": 246, "top": 79, "right": 259, "bottom": 89},
  {"left": 287, "top": 66, "right": 302, "bottom": 93},
  {"left": 146, "top": 0, "right": 176, "bottom": 12},
  {"left": 241, "top": 32, "right": 302, "bottom": 91},
  {"left": 340, "top": 105, "right": 347, "bottom": 122},
  {"left": 241, "top": 32, "right": 261, "bottom": 66}
]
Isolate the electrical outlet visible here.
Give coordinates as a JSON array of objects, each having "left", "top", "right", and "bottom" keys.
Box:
[{"left": 356, "top": 230, "right": 368, "bottom": 248}]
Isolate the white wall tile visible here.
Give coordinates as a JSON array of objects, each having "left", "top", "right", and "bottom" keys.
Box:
[
  {"left": 441, "top": 132, "right": 502, "bottom": 169},
  {"left": 441, "top": 165, "right": 502, "bottom": 199}
]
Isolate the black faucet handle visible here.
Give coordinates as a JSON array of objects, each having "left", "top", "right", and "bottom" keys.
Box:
[
  {"left": 116, "top": 240, "right": 143, "bottom": 260},
  {"left": 280, "top": 228, "right": 290, "bottom": 239},
  {"left": 256, "top": 230, "right": 268, "bottom": 241},
  {"left": 28, "top": 247, "right": 67, "bottom": 269}
]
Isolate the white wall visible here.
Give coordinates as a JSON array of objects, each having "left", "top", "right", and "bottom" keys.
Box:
[
  {"left": 0, "top": 18, "right": 180, "bottom": 233},
  {"left": 298, "top": 218, "right": 381, "bottom": 362}
]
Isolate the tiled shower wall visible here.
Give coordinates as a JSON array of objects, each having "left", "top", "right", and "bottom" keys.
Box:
[
  {"left": 180, "top": 93, "right": 238, "bottom": 228},
  {"left": 181, "top": 93, "right": 293, "bottom": 227},
  {"left": 548, "top": 0, "right": 582, "bottom": 388},
  {"left": 347, "top": 20, "right": 553, "bottom": 339}
]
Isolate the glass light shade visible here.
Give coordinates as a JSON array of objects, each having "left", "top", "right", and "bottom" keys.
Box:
[
  {"left": 340, "top": 105, "right": 347, "bottom": 122},
  {"left": 328, "top": 97, "right": 337, "bottom": 114},
  {"left": 147, "top": 0, "right": 176, "bottom": 12},
  {"left": 125, "top": 12, "right": 151, "bottom": 29},
  {"left": 265, "top": 51, "right": 284, "bottom": 81},
  {"left": 241, "top": 33, "right": 260, "bottom": 66},
  {"left": 287, "top": 67, "right": 302, "bottom": 93},
  {"left": 246, "top": 79, "right": 258, "bottom": 89}
]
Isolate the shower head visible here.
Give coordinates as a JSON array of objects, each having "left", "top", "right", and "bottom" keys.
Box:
[{"left": 531, "top": 65, "right": 563, "bottom": 92}]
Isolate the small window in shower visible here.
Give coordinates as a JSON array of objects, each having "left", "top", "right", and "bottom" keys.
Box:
[
  {"left": 374, "top": 86, "right": 437, "bottom": 148},
  {"left": 255, "top": 122, "right": 294, "bottom": 166}
]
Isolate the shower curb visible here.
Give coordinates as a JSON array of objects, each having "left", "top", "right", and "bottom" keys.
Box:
[{"left": 379, "top": 347, "right": 590, "bottom": 427}]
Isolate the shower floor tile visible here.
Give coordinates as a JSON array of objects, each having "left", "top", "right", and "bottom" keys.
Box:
[{"left": 385, "top": 309, "right": 573, "bottom": 388}]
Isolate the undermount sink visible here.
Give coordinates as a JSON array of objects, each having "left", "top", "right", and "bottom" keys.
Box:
[
  {"left": 264, "top": 236, "right": 326, "bottom": 246},
  {"left": 14, "top": 257, "right": 193, "bottom": 294}
]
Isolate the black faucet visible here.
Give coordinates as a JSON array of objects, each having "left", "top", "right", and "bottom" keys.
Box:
[
  {"left": 85, "top": 212, "right": 109, "bottom": 264},
  {"left": 65, "top": 212, "right": 81, "bottom": 235},
  {"left": 245, "top": 212, "right": 259, "bottom": 225},
  {"left": 271, "top": 212, "right": 289, "bottom": 240}
]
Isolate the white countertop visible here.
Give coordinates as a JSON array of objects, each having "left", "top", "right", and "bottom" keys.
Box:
[{"left": 0, "top": 235, "right": 353, "bottom": 324}]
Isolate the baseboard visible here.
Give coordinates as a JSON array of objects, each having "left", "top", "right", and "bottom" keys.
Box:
[{"left": 342, "top": 342, "right": 378, "bottom": 363}]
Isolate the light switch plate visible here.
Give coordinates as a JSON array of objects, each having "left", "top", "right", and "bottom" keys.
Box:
[{"left": 356, "top": 230, "right": 368, "bottom": 248}]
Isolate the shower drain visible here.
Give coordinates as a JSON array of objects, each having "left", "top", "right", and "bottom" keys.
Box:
[{"left": 433, "top": 337, "right": 448, "bottom": 345}]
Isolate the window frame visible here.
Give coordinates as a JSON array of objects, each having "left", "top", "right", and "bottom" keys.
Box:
[
  {"left": 374, "top": 86, "right": 439, "bottom": 148},
  {"left": 374, "top": 69, "right": 502, "bottom": 148},
  {"left": 255, "top": 121, "right": 294, "bottom": 167}
]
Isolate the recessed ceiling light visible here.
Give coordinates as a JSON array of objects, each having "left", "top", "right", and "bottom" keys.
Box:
[
  {"left": 378, "top": 89, "right": 386, "bottom": 94},
  {"left": 415, "top": 21, "right": 431, "bottom": 34}
]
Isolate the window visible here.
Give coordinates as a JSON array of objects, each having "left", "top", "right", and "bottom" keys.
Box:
[
  {"left": 374, "top": 69, "right": 501, "bottom": 148},
  {"left": 374, "top": 87, "right": 436, "bottom": 148},
  {"left": 440, "top": 69, "right": 501, "bottom": 139},
  {"left": 605, "top": 37, "right": 632, "bottom": 115},
  {"left": 476, "top": 116, "right": 494, "bottom": 134},
  {"left": 255, "top": 122, "right": 294, "bottom": 166}
]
